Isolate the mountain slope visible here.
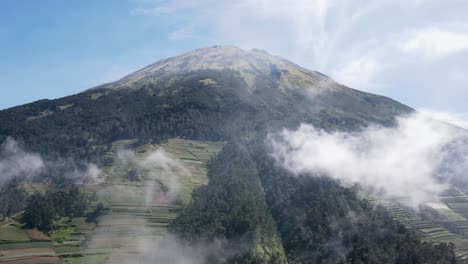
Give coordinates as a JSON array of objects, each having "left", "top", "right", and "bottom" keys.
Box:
[
  {"left": 0, "top": 46, "right": 411, "bottom": 160},
  {"left": 0, "top": 46, "right": 457, "bottom": 264},
  {"left": 105, "top": 45, "right": 332, "bottom": 91}
]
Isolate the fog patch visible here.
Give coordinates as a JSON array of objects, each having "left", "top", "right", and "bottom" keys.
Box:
[
  {"left": 114, "top": 148, "right": 188, "bottom": 205},
  {"left": 0, "top": 137, "right": 44, "bottom": 185},
  {"left": 64, "top": 163, "right": 103, "bottom": 184},
  {"left": 270, "top": 112, "right": 468, "bottom": 209},
  {"left": 419, "top": 108, "right": 468, "bottom": 130},
  {"left": 103, "top": 233, "right": 244, "bottom": 264},
  {"left": 0, "top": 137, "right": 105, "bottom": 187}
]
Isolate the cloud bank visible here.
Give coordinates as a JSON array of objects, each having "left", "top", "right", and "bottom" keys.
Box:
[{"left": 271, "top": 113, "right": 468, "bottom": 208}]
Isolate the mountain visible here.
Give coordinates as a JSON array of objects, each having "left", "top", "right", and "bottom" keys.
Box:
[
  {"left": 0, "top": 46, "right": 457, "bottom": 264},
  {"left": 0, "top": 46, "right": 411, "bottom": 159},
  {"left": 106, "top": 45, "right": 336, "bottom": 92}
]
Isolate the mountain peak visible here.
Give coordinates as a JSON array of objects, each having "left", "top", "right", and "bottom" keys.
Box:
[{"left": 107, "top": 45, "right": 332, "bottom": 91}]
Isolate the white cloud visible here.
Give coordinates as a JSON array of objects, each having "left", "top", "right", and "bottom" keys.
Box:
[
  {"left": 116, "top": 148, "right": 188, "bottom": 205},
  {"left": 333, "top": 56, "right": 387, "bottom": 91},
  {"left": 270, "top": 113, "right": 468, "bottom": 208},
  {"left": 419, "top": 108, "right": 468, "bottom": 129},
  {"left": 169, "top": 24, "right": 198, "bottom": 41},
  {"left": 130, "top": 0, "right": 211, "bottom": 16},
  {"left": 0, "top": 138, "right": 44, "bottom": 185},
  {"left": 399, "top": 28, "right": 468, "bottom": 59},
  {"left": 65, "top": 163, "right": 103, "bottom": 184}
]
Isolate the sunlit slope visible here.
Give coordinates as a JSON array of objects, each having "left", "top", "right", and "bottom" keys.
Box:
[{"left": 107, "top": 46, "right": 330, "bottom": 92}]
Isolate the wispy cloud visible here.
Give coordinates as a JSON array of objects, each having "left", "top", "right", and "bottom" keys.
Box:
[
  {"left": 0, "top": 138, "right": 44, "bottom": 185},
  {"left": 0, "top": 137, "right": 104, "bottom": 186},
  {"left": 130, "top": 0, "right": 211, "bottom": 16},
  {"left": 333, "top": 56, "right": 387, "bottom": 91},
  {"left": 399, "top": 27, "right": 468, "bottom": 59},
  {"left": 169, "top": 24, "right": 198, "bottom": 41},
  {"left": 419, "top": 108, "right": 468, "bottom": 129}
]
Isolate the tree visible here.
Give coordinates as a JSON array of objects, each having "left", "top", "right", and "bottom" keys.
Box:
[
  {"left": 86, "top": 202, "right": 106, "bottom": 223},
  {"left": 22, "top": 194, "right": 54, "bottom": 231}
]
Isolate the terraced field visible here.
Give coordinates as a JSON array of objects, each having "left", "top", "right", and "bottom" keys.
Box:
[
  {"left": 0, "top": 138, "right": 224, "bottom": 264},
  {"left": 362, "top": 187, "right": 468, "bottom": 262},
  {"left": 72, "top": 138, "right": 224, "bottom": 263}
]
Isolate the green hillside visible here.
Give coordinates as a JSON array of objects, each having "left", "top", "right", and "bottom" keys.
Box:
[{"left": 0, "top": 46, "right": 462, "bottom": 263}]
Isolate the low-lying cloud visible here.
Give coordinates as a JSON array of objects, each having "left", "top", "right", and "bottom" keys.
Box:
[
  {"left": 64, "top": 162, "right": 103, "bottom": 184},
  {"left": 0, "top": 137, "right": 104, "bottom": 186},
  {"left": 115, "top": 148, "right": 188, "bottom": 205},
  {"left": 271, "top": 112, "right": 468, "bottom": 208},
  {"left": 104, "top": 233, "right": 245, "bottom": 264},
  {"left": 0, "top": 137, "right": 44, "bottom": 185}
]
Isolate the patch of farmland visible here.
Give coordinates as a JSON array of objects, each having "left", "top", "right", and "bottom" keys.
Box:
[
  {"left": 0, "top": 241, "right": 58, "bottom": 264},
  {"left": 0, "top": 256, "right": 60, "bottom": 264},
  {"left": 361, "top": 186, "right": 468, "bottom": 262},
  {"left": 0, "top": 224, "right": 30, "bottom": 243},
  {"left": 25, "top": 229, "right": 51, "bottom": 242},
  {"left": 72, "top": 138, "right": 224, "bottom": 263}
]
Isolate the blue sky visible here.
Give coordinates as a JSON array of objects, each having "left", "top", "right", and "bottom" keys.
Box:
[{"left": 1, "top": 0, "right": 468, "bottom": 115}]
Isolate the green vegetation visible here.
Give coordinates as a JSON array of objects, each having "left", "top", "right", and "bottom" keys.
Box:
[
  {"left": 171, "top": 143, "right": 287, "bottom": 263},
  {"left": 0, "top": 224, "right": 30, "bottom": 243},
  {"left": 251, "top": 145, "right": 457, "bottom": 263},
  {"left": 0, "top": 178, "right": 28, "bottom": 219},
  {"left": 22, "top": 187, "right": 87, "bottom": 231},
  {"left": 86, "top": 202, "right": 106, "bottom": 223},
  {"left": 49, "top": 227, "right": 76, "bottom": 242}
]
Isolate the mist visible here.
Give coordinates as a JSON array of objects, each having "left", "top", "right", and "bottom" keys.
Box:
[
  {"left": 0, "top": 137, "right": 105, "bottom": 187},
  {"left": 114, "top": 147, "right": 188, "bottom": 204},
  {"left": 87, "top": 146, "right": 213, "bottom": 263},
  {"left": 0, "top": 137, "right": 44, "bottom": 186},
  {"left": 270, "top": 112, "right": 468, "bottom": 208}
]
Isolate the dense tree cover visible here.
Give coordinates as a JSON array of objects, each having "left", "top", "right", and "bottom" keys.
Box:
[
  {"left": 171, "top": 141, "right": 457, "bottom": 263},
  {"left": 22, "top": 193, "right": 55, "bottom": 231},
  {"left": 22, "top": 187, "right": 88, "bottom": 231},
  {"left": 171, "top": 143, "right": 287, "bottom": 263},
  {"left": 0, "top": 178, "right": 28, "bottom": 219},
  {"left": 251, "top": 146, "right": 456, "bottom": 264}
]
